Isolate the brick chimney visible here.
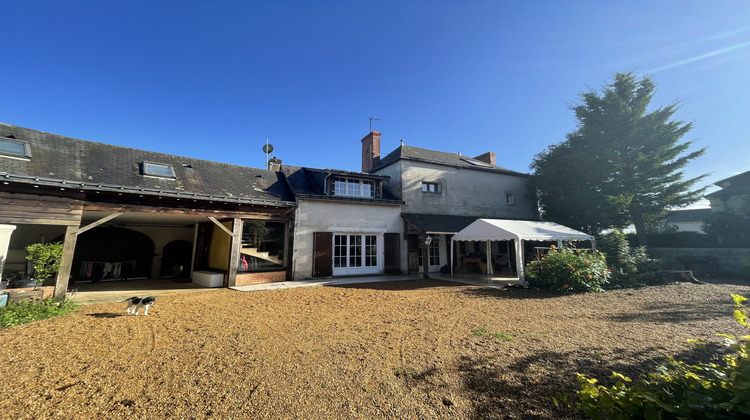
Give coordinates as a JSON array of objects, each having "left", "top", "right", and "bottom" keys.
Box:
[
  {"left": 361, "top": 131, "right": 381, "bottom": 172},
  {"left": 268, "top": 157, "right": 282, "bottom": 171},
  {"left": 473, "top": 152, "right": 496, "bottom": 166}
]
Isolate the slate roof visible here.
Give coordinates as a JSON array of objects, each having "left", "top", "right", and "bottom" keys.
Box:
[
  {"left": 369, "top": 145, "right": 529, "bottom": 177},
  {"left": 281, "top": 165, "right": 402, "bottom": 203},
  {"left": 0, "top": 123, "right": 295, "bottom": 206},
  {"left": 402, "top": 213, "right": 488, "bottom": 234},
  {"left": 706, "top": 170, "right": 750, "bottom": 198}
]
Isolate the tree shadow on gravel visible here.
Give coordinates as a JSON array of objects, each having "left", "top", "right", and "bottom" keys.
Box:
[
  {"left": 607, "top": 298, "right": 732, "bottom": 324},
  {"left": 459, "top": 285, "right": 560, "bottom": 301},
  {"left": 456, "top": 341, "right": 731, "bottom": 420},
  {"left": 329, "top": 279, "right": 463, "bottom": 291},
  {"left": 87, "top": 312, "right": 125, "bottom": 318}
]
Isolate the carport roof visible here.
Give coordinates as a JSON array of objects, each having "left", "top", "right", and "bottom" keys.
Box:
[
  {"left": 0, "top": 123, "right": 295, "bottom": 206},
  {"left": 402, "top": 213, "right": 480, "bottom": 234}
]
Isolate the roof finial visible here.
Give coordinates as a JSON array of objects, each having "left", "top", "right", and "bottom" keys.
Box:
[{"left": 400, "top": 139, "right": 404, "bottom": 146}]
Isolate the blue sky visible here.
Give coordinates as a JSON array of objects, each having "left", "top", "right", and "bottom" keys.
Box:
[{"left": 3, "top": 1, "right": 749, "bottom": 206}]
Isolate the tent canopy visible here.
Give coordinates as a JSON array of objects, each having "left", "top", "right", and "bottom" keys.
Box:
[{"left": 451, "top": 219, "right": 593, "bottom": 243}]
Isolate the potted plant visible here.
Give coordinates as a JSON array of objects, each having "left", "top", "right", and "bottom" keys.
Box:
[{"left": 24, "top": 242, "right": 63, "bottom": 289}]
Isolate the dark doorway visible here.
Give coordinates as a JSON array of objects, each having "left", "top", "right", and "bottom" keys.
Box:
[
  {"left": 72, "top": 227, "right": 155, "bottom": 282},
  {"left": 160, "top": 240, "right": 192, "bottom": 278}
]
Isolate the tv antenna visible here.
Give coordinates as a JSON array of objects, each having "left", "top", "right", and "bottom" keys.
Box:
[
  {"left": 369, "top": 117, "right": 381, "bottom": 132},
  {"left": 262, "top": 139, "right": 274, "bottom": 169}
]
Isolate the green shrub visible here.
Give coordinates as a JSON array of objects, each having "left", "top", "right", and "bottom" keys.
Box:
[
  {"left": 525, "top": 246, "right": 610, "bottom": 293},
  {"left": 574, "top": 294, "right": 750, "bottom": 419},
  {"left": 25, "top": 242, "right": 64, "bottom": 284},
  {"left": 598, "top": 229, "right": 661, "bottom": 287},
  {"left": 0, "top": 298, "right": 79, "bottom": 328}
]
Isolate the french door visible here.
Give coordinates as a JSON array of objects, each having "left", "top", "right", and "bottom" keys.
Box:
[{"left": 333, "top": 234, "right": 379, "bottom": 275}]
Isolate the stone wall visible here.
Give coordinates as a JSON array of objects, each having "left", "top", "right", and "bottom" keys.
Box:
[{"left": 649, "top": 247, "right": 750, "bottom": 275}]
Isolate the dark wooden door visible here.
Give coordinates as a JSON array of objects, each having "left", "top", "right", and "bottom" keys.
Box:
[
  {"left": 384, "top": 232, "right": 401, "bottom": 274},
  {"left": 312, "top": 232, "right": 333, "bottom": 277}
]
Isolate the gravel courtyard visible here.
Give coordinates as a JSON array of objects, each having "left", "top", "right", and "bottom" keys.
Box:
[{"left": 1, "top": 278, "right": 748, "bottom": 419}]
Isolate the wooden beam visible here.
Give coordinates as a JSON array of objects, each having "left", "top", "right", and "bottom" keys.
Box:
[
  {"left": 84, "top": 202, "right": 287, "bottom": 219},
  {"left": 207, "top": 216, "right": 237, "bottom": 237},
  {"left": 77, "top": 213, "right": 123, "bottom": 235},
  {"left": 54, "top": 225, "right": 79, "bottom": 299},
  {"left": 227, "top": 218, "right": 242, "bottom": 287}
]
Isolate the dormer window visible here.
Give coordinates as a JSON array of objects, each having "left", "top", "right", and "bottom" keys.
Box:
[
  {"left": 142, "top": 162, "right": 176, "bottom": 178},
  {"left": 333, "top": 177, "right": 376, "bottom": 198},
  {"left": 0, "top": 137, "right": 31, "bottom": 159}
]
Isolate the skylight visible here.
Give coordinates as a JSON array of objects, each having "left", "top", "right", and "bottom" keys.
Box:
[
  {"left": 460, "top": 157, "right": 493, "bottom": 168},
  {"left": 142, "top": 162, "right": 176, "bottom": 178},
  {"left": 0, "top": 137, "right": 31, "bottom": 158}
]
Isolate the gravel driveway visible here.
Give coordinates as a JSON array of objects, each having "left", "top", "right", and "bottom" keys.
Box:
[{"left": 1, "top": 278, "right": 748, "bottom": 419}]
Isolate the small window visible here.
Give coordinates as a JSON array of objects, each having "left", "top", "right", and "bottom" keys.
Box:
[
  {"left": 421, "top": 181, "right": 441, "bottom": 194},
  {"left": 505, "top": 193, "right": 516, "bottom": 205},
  {"left": 142, "top": 162, "right": 175, "bottom": 178},
  {"left": 0, "top": 137, "right": 31, "bottom": 158}
]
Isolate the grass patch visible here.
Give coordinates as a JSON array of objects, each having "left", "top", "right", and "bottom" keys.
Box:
[
  {"left": 472, "top": 327, "right": 514, "bottom": 341},
  {"left": 393, "top": 367, "right": 417, "bottom": 378},
  {"left": 0, "top": 298, "right": 79, "bottom": 328}
]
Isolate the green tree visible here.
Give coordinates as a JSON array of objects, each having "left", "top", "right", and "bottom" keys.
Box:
[{"left": 531, "top": 72, "right": 707, "bottom": 246}]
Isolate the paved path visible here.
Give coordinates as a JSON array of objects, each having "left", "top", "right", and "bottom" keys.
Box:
[{"left": 231, "top": 273, "right": 517, "bottom": 292}]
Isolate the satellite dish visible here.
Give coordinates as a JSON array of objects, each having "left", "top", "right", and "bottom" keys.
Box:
[{"left": 262, "top": 144, "right": 274, "bottom": 154}]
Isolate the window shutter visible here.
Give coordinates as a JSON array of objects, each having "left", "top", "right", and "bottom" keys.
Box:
[{"left": 312, "top": 232, "right": 333, "bottom": 277}]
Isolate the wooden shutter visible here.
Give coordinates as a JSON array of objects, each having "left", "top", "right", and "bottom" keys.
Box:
[
  {"left": 312, "top": 232, "right": 333, "bottom": 277},
  {"left": 384, "top": 233, "right": 401, "bottom": 274}
]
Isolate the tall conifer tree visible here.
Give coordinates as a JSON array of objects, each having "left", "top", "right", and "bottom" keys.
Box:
[{"left": 531, "top": 72, "right": 707, "bottom": 246}]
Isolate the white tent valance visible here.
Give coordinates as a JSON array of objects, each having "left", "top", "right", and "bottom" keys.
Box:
[
  {"left": 451, "top": 219, "right": 594, "bottom": 243},
  {"left": 450, "top": 219, "right": 594, "bottom": 285}
]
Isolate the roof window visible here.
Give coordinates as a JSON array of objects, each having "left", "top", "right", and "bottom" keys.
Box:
[
  {"left": 0, "top": 137, "right": 31, "bottom": 159},
  {"left": 142, "top": 162, "right": 176, "bottom": 178},
  {"left": 461, "top": 157, "right": 493, "bottom": 168}
]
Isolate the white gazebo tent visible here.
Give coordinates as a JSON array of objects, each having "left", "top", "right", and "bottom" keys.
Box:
[{"left": 450, "top": 219, "right": 595, "bottom": 285}]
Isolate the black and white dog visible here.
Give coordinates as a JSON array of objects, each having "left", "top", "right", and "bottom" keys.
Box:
[{"left": 118, "top": 296, "right": 156, "bottom": 316}]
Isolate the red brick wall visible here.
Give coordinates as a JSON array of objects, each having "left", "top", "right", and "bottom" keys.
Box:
[{"left": 235, "top": 271, "right": 287, "bottom": 286}]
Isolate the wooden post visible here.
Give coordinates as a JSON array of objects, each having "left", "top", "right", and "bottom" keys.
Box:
[
  {"left": 227, "top": 218, "right": 242, "bottom": 287},
  {"left": 54, "top": 225, "right": 79, "bottom": 299}
]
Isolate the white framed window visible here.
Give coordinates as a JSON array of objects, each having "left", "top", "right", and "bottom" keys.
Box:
[
  {"left": 421, "top": 181, "right": 441, "bottom": 194},
  {"left": 0, "top": 137, "right": 31, "bottom": 158},
  {"left": 142, "top": 162, "right": 176, "bottom": 178},
  {"left": 505, "top": 193, "right": 516, "bottom": 205},
  {"left": 334, "top": 177, "right": 376, "bottom": 198},
  {"left": 418, "top": 237, "right": 440, "bottom": 266}
]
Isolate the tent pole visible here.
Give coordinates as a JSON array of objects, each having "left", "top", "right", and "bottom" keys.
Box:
[
  {"left": 515, "top": 239, "right": 525, "bottom": 286},
  {"left": 486, "top": 240, "right": 493, "bottom": 275}
]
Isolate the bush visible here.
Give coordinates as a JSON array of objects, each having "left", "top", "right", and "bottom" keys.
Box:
[
  {"left": 574, "top": 294, "right": 750, "bottom": 419},
  {"left": 525, "top": 246, "right": 610, "bottom": 293},
  {"left": 598, "top": 229, "right": 661, "bottom": 287},
  {"left": 0, "top": 298, "right": 79, "bottom": 328}
]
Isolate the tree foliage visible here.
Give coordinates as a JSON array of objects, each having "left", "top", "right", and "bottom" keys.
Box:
[{"left": 531, "top": 72, "right": 707, "bottom": 246}]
